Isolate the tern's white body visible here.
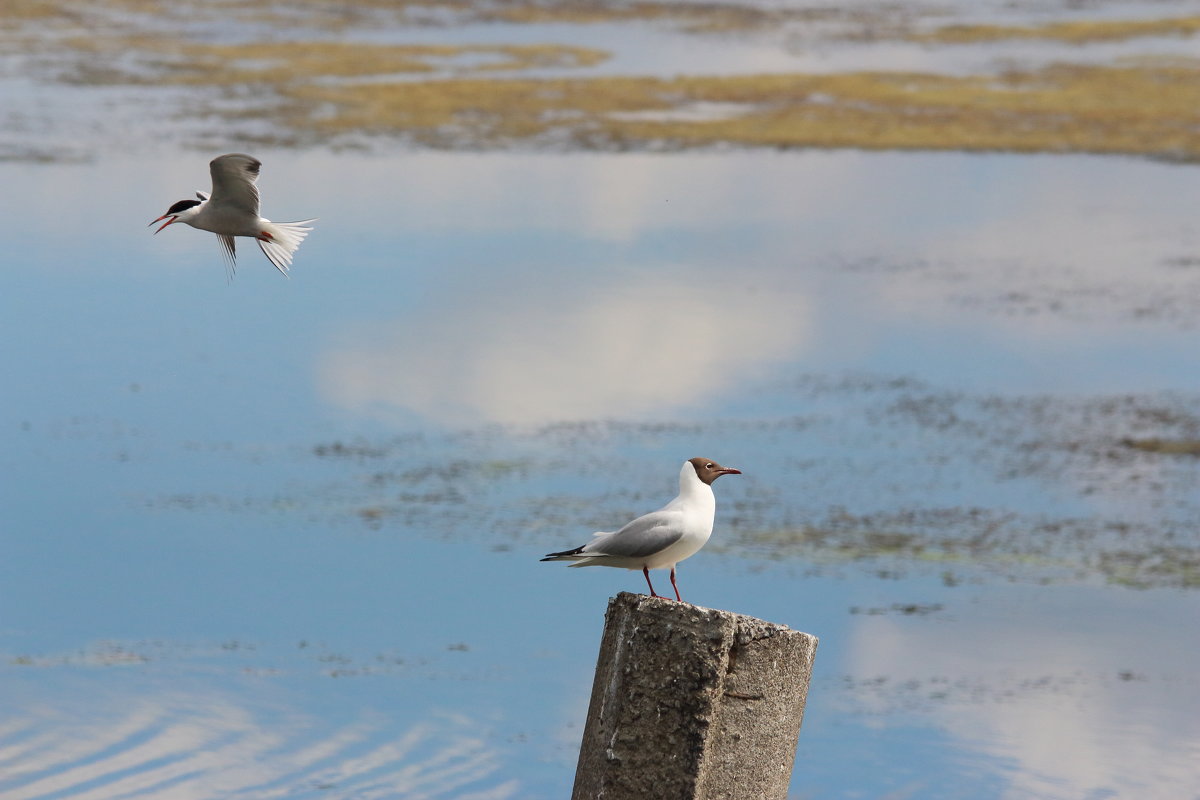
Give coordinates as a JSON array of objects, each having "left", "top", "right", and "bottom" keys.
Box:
[
  {"left": 151, "top": 153, "right": 315, "bottom": 277},
  {"left": 189, "top": 200, "right": 272, "bottom": 239},
  {"left": 541, "top": 457, "right": 740, "bottom": 601}
]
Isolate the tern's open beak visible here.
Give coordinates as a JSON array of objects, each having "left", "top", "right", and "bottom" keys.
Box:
[
  {"left": 717, "top": 467, "right": 742, "bottom": 476},
  {"left": 150, "top": 215, "right": 177, "bottom": 234}
]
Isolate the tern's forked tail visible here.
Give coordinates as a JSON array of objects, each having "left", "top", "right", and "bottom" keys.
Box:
[{"left": 258, "top": 218, "right": 316, "bottom": 276}]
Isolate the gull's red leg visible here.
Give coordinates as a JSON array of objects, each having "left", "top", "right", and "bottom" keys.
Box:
[
  {"left": 670, "top": 567, "right": 682, "bottom": 602},
  {"left": 643, "top": 566, "right": 660, "bottom": 598}
]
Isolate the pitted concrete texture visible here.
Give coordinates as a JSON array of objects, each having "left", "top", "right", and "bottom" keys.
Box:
[{"left": 571, "top": 592, "right": 818, "bottom": 800}]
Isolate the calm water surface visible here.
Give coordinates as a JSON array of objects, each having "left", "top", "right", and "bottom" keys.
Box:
[{"left": 2, "top": 150, "right": 1198, "bottom": 799}]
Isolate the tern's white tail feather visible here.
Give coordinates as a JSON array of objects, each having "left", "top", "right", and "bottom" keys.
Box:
[{"left": 257, "top": 218, "right": 316, "bottom": 276}]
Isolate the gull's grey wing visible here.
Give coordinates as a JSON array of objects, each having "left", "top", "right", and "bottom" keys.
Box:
[
  {"left": 584, "top": 509, "right": 684, "bottom": 559},
  {"left": 208, "top": 153, "right": 262, "bottom": 217}
]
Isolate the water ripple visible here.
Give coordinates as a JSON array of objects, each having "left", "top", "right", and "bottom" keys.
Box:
[{"left": 0, "top": 699, "right": 518, "bottom": 800}]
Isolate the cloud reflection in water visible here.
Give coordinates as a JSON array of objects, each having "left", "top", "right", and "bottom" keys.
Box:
[
  {"left": 843, "top": 595, "right": 1200, "bottom": 800},
  {"left": 318, "top": 272, "right": 811, "bottom": 426}
]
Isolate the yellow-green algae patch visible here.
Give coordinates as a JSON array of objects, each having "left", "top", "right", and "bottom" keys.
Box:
[
  {"left": 0, "top": 0, "right": 158, "bottom": 27},
  {"left": 274, "top": 62, "right": 1200, "bottom": 159},
  {"left": 25, "top": 25, "right": 1200, "bottom": 159},
  {"left": 1121, "top": 437, "right": 1200, "bottom": 455},
  {"left": 913, "top": 15, "right": 1200, "bottom": 44}
]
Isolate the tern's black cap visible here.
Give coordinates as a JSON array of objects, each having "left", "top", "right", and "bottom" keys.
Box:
[{"left": 166, "top": 199, "right": 201, "bottom": 215}]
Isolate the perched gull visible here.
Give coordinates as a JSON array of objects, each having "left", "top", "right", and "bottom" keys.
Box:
[
  {"left": 541, "top": 457, "right": 741, "bottom": 601},
  {"left": 150, "top": 153, "right": 316, "bottom": 277}
]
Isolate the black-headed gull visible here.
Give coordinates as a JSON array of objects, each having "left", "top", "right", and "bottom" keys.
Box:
[
  {"left": 541, "top": 457, "right": 741, "bottom": 601},
  {"left": 150, "top": 153, "right": 316, "bottom": 277}
]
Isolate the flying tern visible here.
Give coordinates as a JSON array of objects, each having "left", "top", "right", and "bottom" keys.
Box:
[
  {"left": 150, "top": 153, "right": 316, "bottom": 277},
  {"left": 541, "top": 457, "right": 741, "bottom": 602}
]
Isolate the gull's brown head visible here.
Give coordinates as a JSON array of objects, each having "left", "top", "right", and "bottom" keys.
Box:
[{"left": 688, "top": 457, "right": 742, "bottom": 485}]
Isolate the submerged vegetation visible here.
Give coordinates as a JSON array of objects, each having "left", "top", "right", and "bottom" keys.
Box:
[
  {"left": 725, "top": 513, "right": 1200, "bottom": 590},
  {"left": 142, "top": 381, "right": 1200, "bottom": 591}
]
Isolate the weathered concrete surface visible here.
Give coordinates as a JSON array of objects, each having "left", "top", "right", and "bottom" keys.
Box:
[{"left": 571, "top": 592, "right": 818, "bottom": 800}]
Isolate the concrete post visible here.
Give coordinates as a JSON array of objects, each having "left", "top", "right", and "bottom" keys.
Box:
[{"left": 571, "top": 592, "right": 818, "bottom": 800}]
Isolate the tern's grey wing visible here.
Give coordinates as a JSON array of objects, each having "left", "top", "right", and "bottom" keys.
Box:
[
  {"left": 584, "top": 510, "right": 684, "bottom": 559},
  {"left": 208, "top": 153, "right": 262, "bottom": 217},
  {"left": 216, "top": 234, "right": 237, "bottom": 279}
]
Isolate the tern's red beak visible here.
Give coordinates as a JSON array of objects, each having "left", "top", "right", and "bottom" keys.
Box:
[{"left": 150, "top": 214, "right": 176, "bottom": 234}]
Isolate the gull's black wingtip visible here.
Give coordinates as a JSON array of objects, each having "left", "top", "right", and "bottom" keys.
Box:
[{"left": 540, "top": 546, "right": 586, "bottom": 561}]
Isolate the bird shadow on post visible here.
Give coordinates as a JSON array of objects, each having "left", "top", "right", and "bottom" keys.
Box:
[{"left": 571, "top": 592, "right": 818, "bottom": 800}]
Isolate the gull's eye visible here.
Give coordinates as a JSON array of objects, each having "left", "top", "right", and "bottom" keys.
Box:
[{"left": 706, "top": 463, "right": 714, "bottom": 469}]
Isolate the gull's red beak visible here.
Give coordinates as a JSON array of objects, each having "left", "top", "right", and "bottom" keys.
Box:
[
  {"left": 150, "top": 214, "right": 176, "bottom": 234},
  {"left": 717, "top": 467, "right": 742, "bottom": 476}
]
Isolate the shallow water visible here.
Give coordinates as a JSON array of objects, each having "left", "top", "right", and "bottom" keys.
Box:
[
  {"left": 1, "top": 147, "right": 1198, "bottom": 798},
  {"left": 5, "top": 0, "right": 1200, "bottom": 161}
]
